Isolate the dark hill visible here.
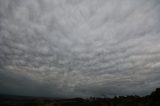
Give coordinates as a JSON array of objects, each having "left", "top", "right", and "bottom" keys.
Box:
[{"left": 0, "top": 88, "right": 160, "bottom": 106}]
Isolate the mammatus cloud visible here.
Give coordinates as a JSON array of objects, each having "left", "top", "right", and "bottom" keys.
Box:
[{"left": 0, "top": 0, "right": 160, "bottom": 98}]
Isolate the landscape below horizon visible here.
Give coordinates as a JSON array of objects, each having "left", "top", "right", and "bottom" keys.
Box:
[{"left": 0, "top": 88, "right": 160, "bottom": 106}]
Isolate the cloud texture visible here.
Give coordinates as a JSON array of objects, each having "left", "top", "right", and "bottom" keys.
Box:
[{"left": 0, "top": 0, "right": 160, "bottom": 97}]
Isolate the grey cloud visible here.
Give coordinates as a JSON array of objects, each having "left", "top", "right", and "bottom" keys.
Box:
[{"left": 0, "top": 0, "right": 160, "bottom": 98}]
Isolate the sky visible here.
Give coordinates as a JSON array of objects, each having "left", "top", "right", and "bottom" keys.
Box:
[{"left": 0, "top": 0, "right": 160, "bottom": 98}]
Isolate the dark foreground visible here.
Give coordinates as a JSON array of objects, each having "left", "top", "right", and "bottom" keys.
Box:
[{"left": 0, "top": 88, "right": 160, "bottom": 106}]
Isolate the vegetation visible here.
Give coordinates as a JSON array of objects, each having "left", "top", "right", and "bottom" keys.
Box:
[{"left": 0, "top": 88, "right": 160, "bottom": 106}]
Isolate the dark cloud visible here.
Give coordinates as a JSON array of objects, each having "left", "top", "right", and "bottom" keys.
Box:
[{"left": 0, "top": 0, "right": 160, "bottom": 98}]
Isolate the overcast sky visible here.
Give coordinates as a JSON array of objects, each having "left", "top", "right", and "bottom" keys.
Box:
[{"left": 0, "top": 0, "right": 160, "bottom": 98}]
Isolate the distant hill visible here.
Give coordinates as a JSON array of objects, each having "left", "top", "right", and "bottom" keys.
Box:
[
  {"left": 0, "top": 94, "right": 59, "bottom": 101},
  {"left": 0, "top": 88, "right": 160, "bottom": 106}
]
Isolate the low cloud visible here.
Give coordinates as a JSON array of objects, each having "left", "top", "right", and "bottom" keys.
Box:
[{"left": 0, "top": 0, "right": 160, "bottom": 98}]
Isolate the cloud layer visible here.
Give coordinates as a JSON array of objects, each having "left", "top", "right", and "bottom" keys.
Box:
[{"left": 0, "top": 0, "right": 160, "bottom": 97}]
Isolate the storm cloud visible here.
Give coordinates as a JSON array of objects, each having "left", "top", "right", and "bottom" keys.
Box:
[{"left": 0, "top": 0, "right": 160, "bottom": 98}]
